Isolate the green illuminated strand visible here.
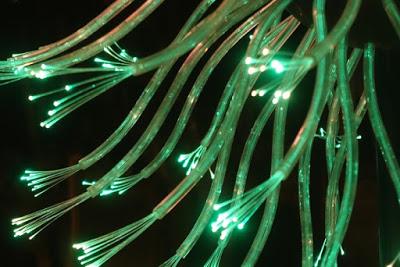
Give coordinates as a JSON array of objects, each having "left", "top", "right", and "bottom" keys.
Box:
[
  {"left": 121, "top": 0, "right": 242, "bottom": 76},
  {"left": 320, "top": 38, "right": 358, "bottom": 267},
  {"left": 308, "top": 0, "right": 361, "bottom": 65},
  {"left": 73, "top": 213, "right": 156, "bottom": 267},
  {"left": 387, "top": 251, "right": 400, "bottom": 267},
  {"left": 12, "top": 193, "right": 89, "bottom": 239},
  {"left": 30, "top": 0, "right": 238, "bottom": 75},
  {"left": 159, "top": 255, "right": 180, "bottom": 267},
  {"left": 239, "top": 101, "right": 287, "bottom": 266},
  {"left": 382, "top": 0, "right": 400, "bottom": 39},
  {"left": 28, "top": 87, "right": 66, "bottom": 102},
  {"left": 325, "top": 49, "right": 362, "bottom": 175},
  {"left": 103, "top": 43, "right": 139, "bottom": 64},
  {"left": 244, "top": 25, "right": 316, "bottom": 267},
  {"left": 320, "top": 95, "right": 366, "bottom": 267},
  {"left": 324, "top": 49, "right": 363, "bottom": 247},
  {"left": 364, "top": 43, "right": 400, "bottom": 203},
  {"left": 318, "top": 89, "right": 367, "bottom": 266},
  {"left": 178, "top": 146, "right": 206, "bottom": 175},
  {"left": 21, "top": 166, "right": 80, "bottom": 197},
  {"left": 26, "top": 0, "right": 167, "bottom": 72},
  {"left": 49, "top": 73, "right": 123, "bottom": 108},
  {"left": 7, "top": 0, "right": 134, "bottom": 67},
  {"left": 41, "top": 73, "right": 130, "bottom": 128},
  {"left": 298, "top": 140, "right": 314, "bottom": 267},
  {"left": 204, "top": 241, "right": 227, "bottom": 267},
  {"left": 0, "top": 76, "right": 24, "bottom": 86}
]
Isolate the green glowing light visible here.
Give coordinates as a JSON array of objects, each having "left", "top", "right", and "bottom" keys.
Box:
[
  {"left": 100, "top": 189, "right": 113, "bottom": 196},
  {"left": 274, "top": 90, "right": 282, "bottom": 98},
  {"left": 247, "top": 66, "right": 257, "bottom": 75},
  {"left": 245, "top": 57, "right": 252, "bottom": 65},
  {"left": 270, "top": 59, "right": 284, "bottom": 73},
  {"left": 82, "top": 180, "right": 95, "bottom": 186},
  {"left": 282, "top": 91, "right": 291, "bottom": 99},
  {"left": 34, "top": 70, "right": 49, "bottom": 79},
  {"left": 177, "top": 146, "right": 205, "bottom": 175},
  {"left": 237, "top": 223, "right": 245, "bottom": 230},
  {"left": 102, "top": 63, "right": 115, "bottom": 68},
  {"left": 213, "top": 204, "right": 221, "bottom": 211},
  {"left": 262, "top": 47, "right": 270, "bottom": 56}
]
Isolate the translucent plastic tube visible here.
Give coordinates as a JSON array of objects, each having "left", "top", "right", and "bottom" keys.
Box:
[
  {"left": 382, "top": 0, "right": 400, "bottom": 39},
  {"left": 321, "top": 38, "right": 359, "bottom": 267},
  {"left": 364, "top": 43, "right": 400, "bottom": 203},
  {"left": 5, "top": 0, "right": 134, "bottom": 67}
]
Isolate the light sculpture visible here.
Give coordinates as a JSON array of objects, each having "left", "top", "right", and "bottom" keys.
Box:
[{"left": 2, "top": 0, "right": 400, "bottom": 266}]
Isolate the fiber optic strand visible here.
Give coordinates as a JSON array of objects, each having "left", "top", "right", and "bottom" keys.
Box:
[
  {"left": 364, "top": 43, "right": 400, "bottom": 203},
  {"left": 323, "top": 48, "right": 363, "bottom": 259},
  {"left": 382, "top": 0, "right": 400, "bottom": 39},
  {"left": 4, "top": 0, "right": 134, "bottom": 68},
  {"left": 320, "top": 38, "right": 359, "bottom": 267}
]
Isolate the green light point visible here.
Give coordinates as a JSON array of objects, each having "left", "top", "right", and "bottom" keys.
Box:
[
  {"left": 270, "top": 59, "right": 284, "bottom": 73},
  {"left": 237, "top": 223, "right": 245, "bottom": 230},
  {"left": 102, "top": 63, "right": 114, "bottom": 68}
]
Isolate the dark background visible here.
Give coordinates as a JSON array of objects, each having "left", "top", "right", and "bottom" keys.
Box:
[{"left": 0, "top": 1, "right": 399, "bottom": 266}]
